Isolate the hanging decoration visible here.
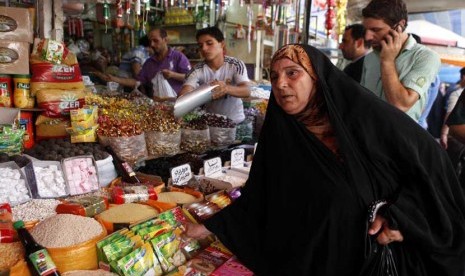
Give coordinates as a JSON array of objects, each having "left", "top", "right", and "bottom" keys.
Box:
[
  {"left": 247, "top": 4, "right": 253, "bottom": 53},
  {"left": 67, "top": 17, "right": 84, "bottom": 38},
  {"left": 103, "top": 0, "right": 110, "bottom": 33},
  {"left": 336, "top": 0, "right": 348, "bottom": 39},
  {"left": 325, "top": 0, "right": 336, "bottom": 38}
]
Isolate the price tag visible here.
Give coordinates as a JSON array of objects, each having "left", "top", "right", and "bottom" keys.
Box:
[
  {"left": 231, "top": 148, "right": 245, "bottom": 168},
  {"left": 204, "top": 157, "right": 222, "bottom": 177},
  {"left": 170, "top": 164, "right": 192, "bottom": 186}
]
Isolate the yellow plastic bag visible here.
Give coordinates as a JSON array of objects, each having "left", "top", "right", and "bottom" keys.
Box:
[{"left": 46, "top": 224, "right": 107, "bottom": 273}]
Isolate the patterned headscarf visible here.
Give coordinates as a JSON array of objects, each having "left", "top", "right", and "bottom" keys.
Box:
[
  {"left": 271, "top": 44, "right": 338, "bottom": 158},
  {"left": 271, "top": 44, "right": 317, "bottom": 81}
]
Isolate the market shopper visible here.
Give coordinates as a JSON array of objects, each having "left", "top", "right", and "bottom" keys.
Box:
[
  {"left": 440, "top": 67, "right": 465, "bottom": 148},
  {"left": 118, "top": 35, "right": 153, "bottom": 78},
  {"left": 360, "top": 0, "right": 441, "bottom": 122},
  {"left": 184, "top": 44, "right": 465, "bottom": 275},
  {"left": 178, "top": 26, "right": 251, "bottom": 124},
  {"left": 97, "top": 27, "right": 191, "bottom": 95},
  {"left": 339, "top": 23, "right": 371, "bottom": 82}
]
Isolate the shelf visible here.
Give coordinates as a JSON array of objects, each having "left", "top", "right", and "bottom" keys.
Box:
[{"left": 162, "top": 24, "right": 197, "bottom": 27}]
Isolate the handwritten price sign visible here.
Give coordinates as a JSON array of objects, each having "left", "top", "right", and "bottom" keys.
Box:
[
  {"left": 204, "top": 157, "right": 222, "bottom": 177},
  {"left": 231, "top": 148, "right": 245, "bottom": 168},
  {"left": 171, "top": 164, "right": 192, "bottom": 186}
]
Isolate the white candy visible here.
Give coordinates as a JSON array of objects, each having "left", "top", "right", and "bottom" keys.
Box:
[
  {"left": 0, "top": 167, "right": 31, "bottom": 205},
  {"left": 34, "top": 164, "right": 67, "bottom": 198}
]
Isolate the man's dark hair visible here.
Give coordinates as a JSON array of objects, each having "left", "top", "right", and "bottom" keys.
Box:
[
  {"left": 362, "top": 0, "right": 408, "bottom": 29},
  {"left": 460, "top": 67, "right": 465, "bottom": 77},
  {"left": 139, "top": 35, "right": 150, "bottom": 47},
  {"left": 150, "top": 27, "right": 168, "bottom": 38},
  {"left": 345, "top": 23, "right": 371, "bottom": 49},
  {"left": 196, "top": 26, "right": 224, "bottom": 42}
]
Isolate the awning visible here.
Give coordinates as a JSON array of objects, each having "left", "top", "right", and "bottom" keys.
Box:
[{"left": 405, "top": 20, "right": 465, "bottom": 48}]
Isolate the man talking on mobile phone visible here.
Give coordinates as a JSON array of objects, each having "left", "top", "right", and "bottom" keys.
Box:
[{"left": 360, "top": 0, "right": 441, "bottom": 122}]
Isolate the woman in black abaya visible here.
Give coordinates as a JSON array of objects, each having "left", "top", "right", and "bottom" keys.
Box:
[{"left": 185, "top": 44, "right": 465, "bottom": 275}]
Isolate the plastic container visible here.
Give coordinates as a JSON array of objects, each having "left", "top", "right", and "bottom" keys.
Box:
[
  {"left": 0, "top": 161, "right": 32, "bottom": 206},
  {"left": 111, "top": 185, "right": 158, "bottom": 204},
  {"left": 62, "top": 155, "right": 100, "bottom": 195},
  {"left": 19, "top": 111, "right": 34, "bottom": 149},
  {"left": 56, "top": 196, "right": 109, "bottom": 217},
  {"left": 0, "top": 203, "right": 16, "bottom": 243},
  {"left": 0, "top": 74, "right": 13, "bottom": 107},
  {"left": 13, "top": 74, "right": 33, "bottom": 108},
  {"left": 25, "top": 160, "right": 68, "bottom": 199}
]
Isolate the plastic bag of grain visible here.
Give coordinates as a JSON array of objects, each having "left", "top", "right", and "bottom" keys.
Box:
[
  {"left": 95, "top": 203, "right": 160, "bottom": 234},
  {"left": 95, "top": 155, "right": 117, "bottom": 187},
  {"left": 30, "top": 214, "right": 107, "bottom": 273},
  {"left": 107, "top": 133, "right": 148, "bottom": 166},
  {"left": 145, "top": 129, "right": 181, "bottom": 157}
]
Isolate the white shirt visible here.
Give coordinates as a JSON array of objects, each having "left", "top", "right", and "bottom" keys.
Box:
[{"left": 184, "top": 56, "right": 250, "bottom": 124}]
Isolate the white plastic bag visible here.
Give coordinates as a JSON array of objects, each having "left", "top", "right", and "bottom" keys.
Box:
[{"left": 151, "top": 72, "right": 177, "bottom": 101}]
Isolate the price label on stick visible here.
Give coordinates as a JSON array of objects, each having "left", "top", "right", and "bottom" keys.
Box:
[
  {"left": 231, "top": 148, "right": 245, "bottom": 168},
  {"left": 171, "top": 164, "right": 192, "bottom": 186},
  {"left": 204, "top": 157, "right": 222, "bottom": 177}
]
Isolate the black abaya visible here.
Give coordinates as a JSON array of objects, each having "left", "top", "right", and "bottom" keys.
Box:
[{"left": 204, "top": 45, "right": 465, "bottom": 276}]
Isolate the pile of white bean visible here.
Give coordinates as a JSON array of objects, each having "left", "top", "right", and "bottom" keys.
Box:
[
  {"left": 34, "top": 164, "right": 67, "bottom": 197},
  {"left": 0, "top": 167, "right": 31, "bottom": 205},
  {"left": 12, "top": 199, "right": 60, "bottom": 222}
]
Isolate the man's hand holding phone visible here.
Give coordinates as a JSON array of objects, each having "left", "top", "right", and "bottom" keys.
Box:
[{"left": 379, "top": 24, "right": 406, "bottom": 62}]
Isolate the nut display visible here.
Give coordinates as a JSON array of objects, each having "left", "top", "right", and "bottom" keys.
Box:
[{"left": 24, "top": 139, "right": 110, "bottom": 161}]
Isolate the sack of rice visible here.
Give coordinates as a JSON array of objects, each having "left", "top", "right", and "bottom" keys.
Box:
[
  {"left": 0, "top": 242, "right": 27, "bottom": 274},
  {"left": 95, "top": 203, "right": 159, "bottom": 233},
  {"left": 30, "top": 214, "right": 107, "bottom": 273}
]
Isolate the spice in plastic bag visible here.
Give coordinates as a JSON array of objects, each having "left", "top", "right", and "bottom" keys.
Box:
[
  {"left": 111, "top": 185, "right": 158, "bottom": 204},
  {"left": 56, "top": 196, "right": 109, "bottom": 217},
  {"left": 0, "top": 203, "right": 16, "bottom": 243}
]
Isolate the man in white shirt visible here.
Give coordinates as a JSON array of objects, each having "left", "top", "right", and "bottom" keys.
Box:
[{"left": 179, "top": 26, "right": 251, "bottom": 124}]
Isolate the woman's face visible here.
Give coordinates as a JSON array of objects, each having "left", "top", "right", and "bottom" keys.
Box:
[{"left": 270, "top": 58, "right": 315, "bottom": 115}]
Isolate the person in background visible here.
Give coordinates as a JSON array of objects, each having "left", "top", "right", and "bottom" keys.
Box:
[
  {"left": 118, "top": 35, "right": 153, "bottom": 78},
  {"left": 439, "top": 67, "right": 465, "bottom": 148},
  {"left": 98, "top": 27, "right": 191, "bottom": 96},
  {"left": 360, "top": 0, "right": 441, "bottom": 122},
  {"left": 184, "top": 44, "right": 465, "bottom": 275},
  {"left": 178, "top": 26, "right": 251, "bottom": 124},
  {"left": 339, "top": 23, "right": 371, "bottom": 82}
]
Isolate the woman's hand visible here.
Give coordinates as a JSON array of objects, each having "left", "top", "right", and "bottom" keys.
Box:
[
  {"left": 368, "top": 215, "right": 404, "bottom": 245},
  {"left": 183, "top": 222, "right": 212, "bottom": 240}
]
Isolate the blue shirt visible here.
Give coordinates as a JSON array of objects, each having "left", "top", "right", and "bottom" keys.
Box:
[
  {"left": 118, "top": 45, "right": 151, "bottom": 78},
  {"left": 418, "top": 75, "right": 440, "bottom": 129}
]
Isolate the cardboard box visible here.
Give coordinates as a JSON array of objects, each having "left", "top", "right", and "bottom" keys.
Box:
[
  {"left": 0, "top": 107, "right": 20, "bottom": 125},
  {"left": 0, "top": 40, "right": 30, "bottom": 75},
  {"left": 0, "top": 7, "right": 34, "bottom": 43}
]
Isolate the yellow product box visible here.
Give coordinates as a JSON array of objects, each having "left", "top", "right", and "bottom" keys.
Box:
[
  {"left": 70, "top": 105, "right": 98, "bottom": 122},
  {"left": 68, "top": 125, "right": 98, "bottom": 143}
]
